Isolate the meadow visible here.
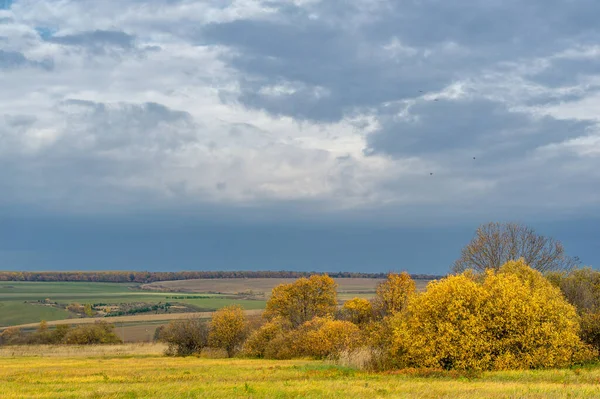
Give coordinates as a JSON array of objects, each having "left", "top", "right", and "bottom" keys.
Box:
[
  {"left": 142, "top": 278, "right": 431, "bottom": 300},
  {"left": 0, "top": 281, "right": 266, "bottom": 327},
  {"left": 1, "top": 344, "right": 600, "bottom": 399},
  {"left": 1, "top": 278, "right": 424, "bottom": 328}
]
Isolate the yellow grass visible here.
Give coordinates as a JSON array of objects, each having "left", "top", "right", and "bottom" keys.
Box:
[
  {"left": 0, "top": 343, "right": 166, "bottom": 357},
  {"left": 2, "top": 345, "right": 600, "bottom": 398}
]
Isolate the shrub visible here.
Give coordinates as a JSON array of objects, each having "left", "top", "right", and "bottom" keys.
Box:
[
  {"left": 341, "top": 298, "right": 374, "bottom": 325},
  {"left": 242, "top": 317, "right": 292, "bottom": 358},
  {"left": 291, "top": 317, "right": 361, "bottom": 359},
  {"left": 548, "top": 267, "right": 600, "bottom": 314},
  {"left": 580, "top": 312, "right": 600, "bottom": 356},
  {"left": 63, "top": 322, "right": 122, "bottom": 345},
  {"left": 158, "top": 318, "right": 209, "bottom": 356},
  {"left": 243, "top": 316, "right": 361, "bottom": 360},
  {"left": 264, "top": 274, "right": 337, "bottom": 327},
  {"left": 0, "top": 327, "right": 23, "bottom": 345},
  {"left": 390, "top": 259, "right": 594, "bottom": 371},
  {"left": 208, "top": 305, "right": 248, "bottom": 357},
  {"left": 372, "top": 272, "right": 416, "bottom": 318}
]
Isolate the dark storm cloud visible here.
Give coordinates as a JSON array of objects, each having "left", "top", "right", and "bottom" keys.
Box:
[
  {"left": 366, "top": 98, "right": 594, "bottom": 158},
  {"left": 199, "top": 0, "right": 600, "bottom": 122}
]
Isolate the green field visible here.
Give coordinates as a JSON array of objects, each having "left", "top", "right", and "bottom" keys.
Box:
[
  {"left": 1, "top": 345, "right": 599, "bottom": 398},
  {"left": 0, "top": 282, "right": 265, "bottom": 327},
  {"left": 0, "top": 278, "right": 432, "bottom": 328},
  {"left": 0, "top": 301, "right": 71, "bottom": 327}
]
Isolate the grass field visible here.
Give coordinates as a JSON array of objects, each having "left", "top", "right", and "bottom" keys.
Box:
[
  {"left": 0, "top": 301, "right": 71, "bottom": 327},
  {"left": 0, "top": 282, "right": 265, "bottom": 327},
  {"left": 8, "top": 309, "right": 264, "bottom": 343},
  {"left": 142, "top": 278, "right": 432, "bottom": 296},
  {"left": 1, "top": 345, "right": 600, "bottom": 398},
  {"left": 0, "top": 278, "right": 432, "bottom": 328}
]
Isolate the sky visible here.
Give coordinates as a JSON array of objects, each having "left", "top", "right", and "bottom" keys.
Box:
[{"left": 1, "top": 0, "right": 599, "bottom": 274}]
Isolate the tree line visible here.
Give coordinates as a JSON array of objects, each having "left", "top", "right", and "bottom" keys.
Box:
[
  {"left": 0, "top": 321, "right": 121, "bottom": 346},
  {"left": 0, "top": 270, "right": 442, "bottom": 283},
  {"left": 155, "top": 261, "right": 600, "bottom": 372}
]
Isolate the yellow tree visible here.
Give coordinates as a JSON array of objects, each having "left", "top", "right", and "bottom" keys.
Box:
[
  {"left": 341, "top": 297, "right": 374, "bottom": 325},
  {"left": 208, "top": 305, "right": 248, "bottom": 357},
  {"left": 391, "top": 259, "right": 593, "bottom": 371},
  {"left": 264, "top": 274, "right": 337, "bottom": 327},
  {"left": 372, "top": 272, "right": 416, "bottom": 318}
]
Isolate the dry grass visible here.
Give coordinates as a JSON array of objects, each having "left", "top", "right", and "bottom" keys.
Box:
[
  {"left": 2, "top": 345, "right": 600, "bottom": 398},
  {"left": 0, "top": 343, "right": 166, "bottom": 357}
]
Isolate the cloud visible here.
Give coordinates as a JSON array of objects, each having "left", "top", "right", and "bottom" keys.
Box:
[
  {"left": 46, "top": 30, "right": 136, "bottom": 53},
  {"left": 366, "top": 98, "right": 593, "bottom": 159},
  {"left": 0, "top": 0, "right": 599, "bottom": 225},
  {"left": 0, "top": 49, "right": 52, "bottom": 69}
]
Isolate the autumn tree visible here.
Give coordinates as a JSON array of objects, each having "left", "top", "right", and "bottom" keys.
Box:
[
  {"left": 208, "top": 305, "right": 248, "bottom": 357},
  {"left": 158, "top": 318, "right": 209, "bottom": 356},
  {"left": 391, "top": 259, "right": 593, "bottom": 371},
  {"left": 242, "top": 317, "right": 292, "bottom": 359},
  {"left": 289, "top": 317, "right": 361, "bottom": 359},
  {"left": 84, "top": 304, "right": 94, "bottom": 317},
  {"left": 372, "top": 272, "right": 416, "bottom": 318},
  {"left": 264, "top": 274, "right": 337, "bottom": 327},
  {"left": 243, "top": 316, "right": 360, "bottom": 360},
  {"left": 548, "top": 267, "right": 600, "bottom": 355},
  {"left": 63, "top": 321, "right": 122, "bottom": 345},
  {"left": 547, "top": 267, "right": 600, "bottom": 314},
  {"left": 0, "top": 327, "right": 23, "bottom": 345},
  {"left": 452, "top": 222, "right": 579, "bottom": 274},
  {"left": 341, "top": 297, "right": 374, "bottom": 325}
]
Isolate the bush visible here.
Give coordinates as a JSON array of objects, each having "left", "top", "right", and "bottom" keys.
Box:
[
  {"left": 372, "top": 272, "right": 416, "bottom": 318},
  {"left": 340, "top": 298, "right": 374, "bottom": 325},
  {"left": 390, "top": 259, "right": 594, "bottom": 371},
  {"left": 291, "top": 317, "right": 361, "bottom": 359},
  {"left": 63, "top": 322, "right": 122, "bottom": 345},
  {"left": 548, "top": 267, "right": 600, "bottom": 314},
  {"left": 242, "top": 317, "right": 292, "bottom": 358},
  {"left": 158, "top": 318, "right": 209, "bottom": 356},
  {"left": 264, "top": 274, "right": 337, "bottom": 327},
  {"left": 580, "top": 312, "right": 600, "bottom": 356},
  {"left": 208, "top": 305, "right": 248, "bottom": 357},
  {"left": 0, "top": 327, "right": 23, "bottom": 345}
]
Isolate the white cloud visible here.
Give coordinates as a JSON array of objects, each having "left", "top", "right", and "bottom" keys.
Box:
[{"left": 1, "top": 0, "right": 600, "bottom": 222}]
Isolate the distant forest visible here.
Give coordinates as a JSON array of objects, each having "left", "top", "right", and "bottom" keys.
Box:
[{"left": 0, "top": 271, "right": 442, "bottom": 283}]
